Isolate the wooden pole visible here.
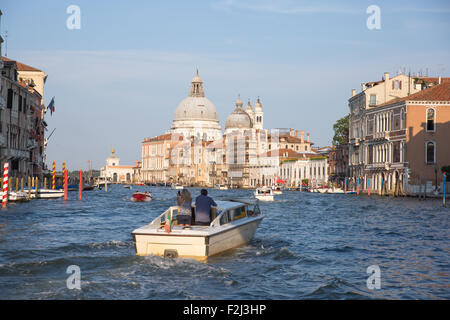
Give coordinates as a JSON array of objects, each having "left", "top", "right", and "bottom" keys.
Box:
[
  {"left": 21, "top": 177, "right": 24, "bottom": 192},
  {"left": 15, "top": 177, "right": 18, "bottom": 192},
  {"left": 64, "top": 170, "right": 68, "bottom": 201},
  {"left": 28, "top": 177, "right": 31, "bottom": 199},
  {"left": 44, "top": 177, "right": 47, "bottom": 189},
  {"left": 79, "top": 170, "right": 82, "bottom": 200},
  {"left": 35, "top": 178, "right": 39, "bottom": 198}
]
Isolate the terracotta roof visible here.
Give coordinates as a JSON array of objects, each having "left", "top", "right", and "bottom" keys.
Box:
[
  {"left": 1, "top": 56, "right": 43, "bottom": 72},
  {"left": 143, "top": 133, "right": 172, "bottom": 143},
  {"left": 378, "top": 81, "right": 450, "bottom": 107}
]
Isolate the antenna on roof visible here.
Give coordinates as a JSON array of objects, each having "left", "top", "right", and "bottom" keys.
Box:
[{"left": 4, "top": 29, "right": 8, "bottom": 57}]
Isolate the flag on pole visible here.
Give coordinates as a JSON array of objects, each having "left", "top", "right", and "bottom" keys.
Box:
[
  {"left": 47, "top": 97, "right": 55, "bottom": 116},
  {"left": 164, "top": 211, "right": 172, "bottom": 233}
]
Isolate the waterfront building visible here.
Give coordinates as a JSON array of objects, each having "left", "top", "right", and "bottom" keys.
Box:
[
  {"left": 0, "top": 55, "right": 48, "bottom": 179},
  {"left": 99, "top": 148, "right": 138, "bottom": 183},
  {"left": 224, "top": 95, "right": 269, "bottom": 188},
  {"left": 348, "top": 72, "right": 445, "bottom": 180},
  {"left": 328, "top": 144, "right": 349, "bottom": 186},
  {"left": 348, "top": 74, "right": 450, "bottom": 194}
]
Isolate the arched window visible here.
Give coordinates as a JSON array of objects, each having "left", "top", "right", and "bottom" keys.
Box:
[
  {"left": 426, "top": 141, "right": 435, "bottom": 164},
  {"left": 426, "top": 108, "right": 435, "bottom": 131}
]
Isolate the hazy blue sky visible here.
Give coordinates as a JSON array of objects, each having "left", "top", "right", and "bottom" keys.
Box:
[{"left": 1, "top": 0, "right": 450, "bottom": 170}]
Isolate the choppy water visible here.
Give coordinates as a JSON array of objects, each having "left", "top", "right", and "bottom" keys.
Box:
[{"left": 0, "top": 185, "right": 448, "bottom": 299}]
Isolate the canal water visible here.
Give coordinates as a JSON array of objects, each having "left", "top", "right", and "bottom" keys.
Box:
[{"left": 0, "top": 185, "right": 448, "bottom": 299}]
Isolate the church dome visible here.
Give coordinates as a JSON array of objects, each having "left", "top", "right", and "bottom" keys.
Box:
[
  {"left": 174, "top": 96, "right": 218, "bottom": 121},
  {"left": 225, "top": 103, "right": 253, "bottom": 130}
]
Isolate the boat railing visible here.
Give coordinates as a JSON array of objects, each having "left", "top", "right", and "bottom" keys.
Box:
[{"left": 149, "top": 206, "right": 179, "bottom": 227}]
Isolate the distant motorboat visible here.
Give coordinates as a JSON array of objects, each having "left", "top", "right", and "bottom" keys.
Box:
[
  {"left": 131, "top": 192, "right": 153, "bottom": 202},
  {"left": 171, "top": 183, "right": 184, "bottom": 190},
  {"left": 214, "top": 184, "right": 228, "bottom": 190},
  {"left": 271, "top": 185, "right": 283, "bottom": 195},
  {"left": 254, "top": 186, "right": 274, "bottom": 201}
]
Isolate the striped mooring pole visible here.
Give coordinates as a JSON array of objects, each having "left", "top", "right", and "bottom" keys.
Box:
[
  {"left": 62, "top": 161, "right": 66, "bottom": 191},
  {"left": 356, "top": 178, "right": 360, "bottom": 195},
  {"left": 368, "top": 178, "right": 371, "bottom": 196},
  {"left": 52, "top": 161, "right": 56, "bottom": 190},
  {"left": 2, "top": 163, "right": 9, "bottom": 208}
]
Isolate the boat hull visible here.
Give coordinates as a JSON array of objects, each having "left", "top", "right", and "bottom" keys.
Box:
[
  {"left": 254, "top": 194, "right": 274, "bottom": 201},
  {"left": 132, "top": 217, "right": 263, "bottom": 260}
]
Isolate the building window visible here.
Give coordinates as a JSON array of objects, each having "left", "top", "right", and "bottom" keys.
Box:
[
  {"left": 369, "top": 94, "right": 376, "bottom": 106},
  {"left": 426, "top": 108, "right": 435, "bottom": 132},
  {"left": 426, "top": 141, "right": 435, "bottom": 164}
]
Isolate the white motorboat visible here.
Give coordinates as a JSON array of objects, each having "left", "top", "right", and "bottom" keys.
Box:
[
  {"left": 132, "top": 199, "right": 264, "bottom": 260},
  {"left": 7, "top": 191, "right": 29, "bottom": 202},
  {"left": 171, "top": 183, "right": 184, "bottom": 190},
  {"left": 24, "top": 188, "right": 64, "bottom": 199},
  {"left": 271, "top": 185, "right": 283, "bottom": 195},
  {"left": 254, "top": 186, "right": 274, "bottom": 201},
  {"left": 214, "top": 184, "right": 229, "bottom": 190}
]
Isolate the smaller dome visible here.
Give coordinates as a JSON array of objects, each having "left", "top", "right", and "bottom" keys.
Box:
[{"left": 225, "top": 106, "right": 253, "bottom": 129}]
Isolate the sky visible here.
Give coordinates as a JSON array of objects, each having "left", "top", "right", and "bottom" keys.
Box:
[{"left": 1, "top": 0, "right": 450, "bottom": 170}]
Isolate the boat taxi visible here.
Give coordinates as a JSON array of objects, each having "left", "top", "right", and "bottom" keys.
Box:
[
  {"left": 254, "top": 186, "right": 274, "bottom": 201},
  {"left": 131, "top": 199, "right": 264, "bottom": 260}
]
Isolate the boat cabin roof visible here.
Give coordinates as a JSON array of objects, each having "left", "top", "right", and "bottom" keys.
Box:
[{"left": 214, "top": 200, "right": 247, "bottom": 211}]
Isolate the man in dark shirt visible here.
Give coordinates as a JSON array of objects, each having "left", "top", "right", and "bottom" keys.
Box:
[{"left": 195, "top": 189, "right": 217, "bottom": 226}]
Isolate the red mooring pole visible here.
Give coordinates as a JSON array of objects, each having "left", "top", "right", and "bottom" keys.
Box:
[
  {"left": 64, "top": 170, "right": 68, "bottom": 201},
  {"left": 79, "top": 170, "right": 82, "bottom": 200}
]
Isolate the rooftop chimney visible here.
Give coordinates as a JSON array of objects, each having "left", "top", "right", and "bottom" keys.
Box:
[
  {"left": 300, "top": 130, "right": 305, "bottom": 143},
  {"left": 295, "top": 130, "right": 299, "bottom": 138},
  {"left": 438, "top": 76, "right": 442, "bottom": 84},
  {"left": 306, "top": 132, "right": 310, "bottom": 143},
  {"left": 352, "top": 89, "right": 356, "bottom": 97},
  {"left": 361, "top": 83, "right": 366, "bottom": 91},
  {"left": 384, "top": 72, "right": 389, "bottom": 81}
]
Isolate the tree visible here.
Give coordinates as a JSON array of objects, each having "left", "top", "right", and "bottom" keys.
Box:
[{"left": 332, "top": 115, "right": 349, "bottom": 146}]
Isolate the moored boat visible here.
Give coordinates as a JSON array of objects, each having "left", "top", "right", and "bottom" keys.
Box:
[
  {"left": 214, "top": 184, "right": 228, "bottom": 190},
  {"left": 131, "top": 199, "right": 264, "bottom": 260},
  {"left": 171, "top": 183, "right": 184, "bottom": 190},
  {"left": 254, "top": 186, "right": 274, "bottom": 201},
  {"left": 7, "top": 191, "right": 29, "bottom": 202},
  {"left": 24, "top": 188, "right": 64, "bottom": 199}
]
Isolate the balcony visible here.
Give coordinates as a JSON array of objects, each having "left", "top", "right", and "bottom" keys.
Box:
[{"left": 0, "top": 148, "right": 30, "bottom": 159}]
